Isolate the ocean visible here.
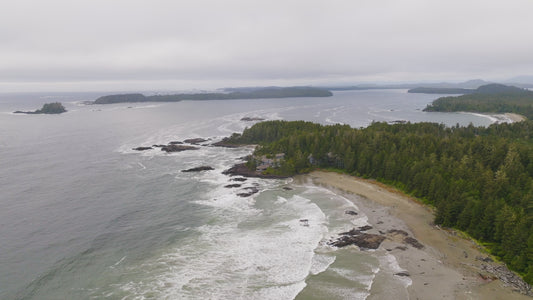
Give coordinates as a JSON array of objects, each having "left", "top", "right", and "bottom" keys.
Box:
[{"left": 0, "top": 90, "right": 496, "bottom": 299}]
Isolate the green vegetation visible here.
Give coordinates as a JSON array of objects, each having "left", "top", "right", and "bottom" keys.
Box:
[
  {"left": 14, "top": 102, "right": 67, "bottom": 114},
  {"left": 93, "top": 87, "right": 333, "bottom": 104},
  {"left": 226, "top": 120, "right": 533, "bottom": 284},
  {"left": 424, "top": 84, "right": 533, "bottom": 118}
]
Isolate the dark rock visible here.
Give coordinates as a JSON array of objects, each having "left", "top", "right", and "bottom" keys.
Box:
[
  {"left": 404, "top": 236, "right": 424, "bottom": 249},
  {"left": 330, "top": 233, "right": 386, "bottom": 249},
  {"left": 161, "top": 144, "right": 199, "bottom": 153},
  {"left": 132, "top": 146, "right": 153, "bottom": 151},
  {"left": 476, "top": 256, "right": 493, "bottom": 263},
  {"left": 394, "top": 272, "right": 410, "bottom": 277},
  {"left": 299, "top": 219, "right": 309, "bottom": 226},
  {"left": 395, "top": 246, "right": 408, "bottom": 251},
  {"left": 358, "top": 225, "right": 373, "bottom": 232},
  {"left": 231, "top": 177, "right": 247, "bottom": 182},
  {"left": 183, "top": 138, "right": 208, "bottom": 144},
  {"left": 223, "top": 163, "right": 290, "bottom": 179},
  {"left": 236, "top": 187, "right": 259, "bottom": 197},
  {"left": 345, "top": 210, "right": 358, "bottom": 216},
  {"left": 182, "top": 166, "right": 214, "bottom": 172},
  {"left": 480, "top": 264, "right": 533, "bottom": 296},
  {"left": 152, "top": 144, "right": 166, "bottom": 148},
  {"left": 169, "top": 141, "right": 183, "bottom": 145},
  {"left": 388, "top": 229, "right": 409, "bottom": 236},
  {"left": 211, "top": 141, "right": 241, "bottom": 148},
  {"left": 241, "top": 117, "right": 265, "bottom": 121},
  {"left": 340, "top": 228, "right": 363, "bottom": 236},
  {"left": 282, "top": 187, "right": 293, "bottom": 191},
  {"left": 224, "top": 184, "right": 242, "bottom": 188}
]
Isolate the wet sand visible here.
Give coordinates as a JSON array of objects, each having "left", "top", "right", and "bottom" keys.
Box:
[{"left": 304, "top": 171, "right": 531, "bottom": 300}]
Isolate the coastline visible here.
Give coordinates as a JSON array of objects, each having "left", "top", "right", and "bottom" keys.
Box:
[
  {"left": 301, "top": 171, "right": 531, "bottom": 299},
  {"left": 505, "top": 113, "right": 527, "bottom": 122}
]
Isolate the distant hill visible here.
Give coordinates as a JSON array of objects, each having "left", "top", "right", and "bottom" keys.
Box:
[
  {"left": 14, "top": 102, "right": 67, "bottom": 114},
  {"left": 410, "top": 83, "right": 531, "bottom": 95},
  {"left": 93, "top": 87, "right": 333, "bottom": 104},
  {"left": 424, "top": 84, "right": 533, "bottom": 119},
  {"left": 475, "top": 83, "right": 530, "bottom": 94},
  {"left": 324, "top": 79, "right": 491, "bottom": 91},
  {"left": 408, "top": 87, "right": 475, "bottom": 94}
]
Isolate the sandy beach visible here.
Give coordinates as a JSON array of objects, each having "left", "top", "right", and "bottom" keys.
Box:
[
  {"left": 303, "top": 171, "right": 531, "bottom": 300},
  {"left": 505, "top": 113, "right": 527, "bottom": 122}
]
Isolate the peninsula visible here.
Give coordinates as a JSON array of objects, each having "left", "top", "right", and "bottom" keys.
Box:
[
  {"left": 424, "top": 83, "right": 533, "bottom": 118},
  {"left": 220, "top": 119, "right": 533, "bottom": 294},
  {"left": 14, "top": 102, "right": 67, "bottom": 114},
  {"left": 92, "top": 86, "right": 333, "bottom": 104}
]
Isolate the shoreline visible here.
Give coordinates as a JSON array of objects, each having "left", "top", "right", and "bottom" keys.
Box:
[{"left": 302, "top": 171, "right": 531, "bottom": 299}]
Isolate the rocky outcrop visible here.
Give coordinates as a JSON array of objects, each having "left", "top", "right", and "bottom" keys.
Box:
[
  {"left": 161, "top": 144, "right": 199, "bottom": 152},
  {"left": 480, "top": 264, "right": 533, "bottom": 296},
  {"left": 14, "top": 102, "right": 67, "bottom": 114},
  {"left": 223, "top": 163, "right": 290, "bottom": 179},
  {"left": 224, "top": 184, "right": 242, "bottom": 188},
  {"left": 330, "top": 226, "right": 425, "bottom": 251},
  {"left": 237, "top": 187, "right": 259, "bottom": 197},
  {"left": 404, "top": 236, "right": 424, "bottom": 249},
  {"left": 211, "top": 141, "right": 241, "bottom": 148},
  {"left": 182, "top": 166, "right": 214, "bottom": 172},
  {"left": 183, "top": 138, "right": 208, "bottom": 144},
  {"left": 330, "top": 233, "right": 386, "bottom": 249},
  {"left": 231, "top": 177, "right": 247, "bottom": 182},
  {"left": 132, "top": 146, "right": 153, "bottom": 151}
]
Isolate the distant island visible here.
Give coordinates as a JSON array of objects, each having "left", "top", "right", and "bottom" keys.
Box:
[
  {"left": 92, "top": 86, "right": 333, "bottom": 104},
  {"left": 14, "top": 102, "right": 67, "bottom": 114},
  {"left": 407, "top": 87, "right": 475, "bottom": 94},
  {"left": 424, "top": 83, "right": 533, "bottom": 119}
]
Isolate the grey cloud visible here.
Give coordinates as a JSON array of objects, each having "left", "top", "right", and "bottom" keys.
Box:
[{"left": 1, "top": 0, "right": 533, "bottom": 91}]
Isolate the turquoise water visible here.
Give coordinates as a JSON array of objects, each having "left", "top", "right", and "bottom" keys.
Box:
[{"left": 0, "top": 90, "right": 495, "bottom": 299}]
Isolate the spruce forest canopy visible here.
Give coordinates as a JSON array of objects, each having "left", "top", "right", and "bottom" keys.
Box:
[
  {"left": 224, "top": 120, "right": 533, "bottom": 284},
  {"left": 424, "top": 84, "right": 533, "bottom": 118}
]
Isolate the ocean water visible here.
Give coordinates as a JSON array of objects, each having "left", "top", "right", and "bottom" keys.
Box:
[{"left": 0, "top": 90, "right": 496, "bottom": 300}]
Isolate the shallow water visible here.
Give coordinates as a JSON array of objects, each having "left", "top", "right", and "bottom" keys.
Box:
[{"left": 0, "top": 90, "right": 495, "bottom": 299}]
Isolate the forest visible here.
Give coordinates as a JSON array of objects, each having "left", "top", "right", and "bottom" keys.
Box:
[
  {"left": 223, "top": 119, "right": 533, "bottom": 284},
  {"left": 424, "top": 84, "right": 533, "bottom": 118},
  {"left": 13, "top": 102, "right": 67, "bottom": 114},
  {"left": 93, "top": 87, "right": 332, "bottom": 104}
]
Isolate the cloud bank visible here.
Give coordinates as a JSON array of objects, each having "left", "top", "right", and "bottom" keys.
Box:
[{"left": 1, "top": 0, "right": 533, "bottom": 91}]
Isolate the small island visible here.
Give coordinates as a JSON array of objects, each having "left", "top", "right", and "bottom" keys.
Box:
[{"left": 14, "top": 102, "right": 67, "bottom": 114}]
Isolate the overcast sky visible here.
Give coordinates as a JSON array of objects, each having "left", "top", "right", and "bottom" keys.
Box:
[{"left": 1, "top": 0, "right": 533, "bottom": 92}]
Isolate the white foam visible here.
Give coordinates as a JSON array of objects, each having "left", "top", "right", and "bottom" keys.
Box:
[
  {"left": 351, "top": 215, "right": 370, "bottom": 227},
  {"left": 117, "top": 194, "right": 329, "bottom": 299},
  {"left": 309, "top": 254, "right": 336, "bottom": 275},
  {"left": 379, "top": 253, "right": 412, "bottom": 287}
]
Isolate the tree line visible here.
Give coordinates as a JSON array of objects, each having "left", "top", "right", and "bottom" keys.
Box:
[
  {"left": 225, "top": 120, "right": 533, "bottom": 284},
  {"left": 423, "top": 84, "right": 533, "bottom": 119}
]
